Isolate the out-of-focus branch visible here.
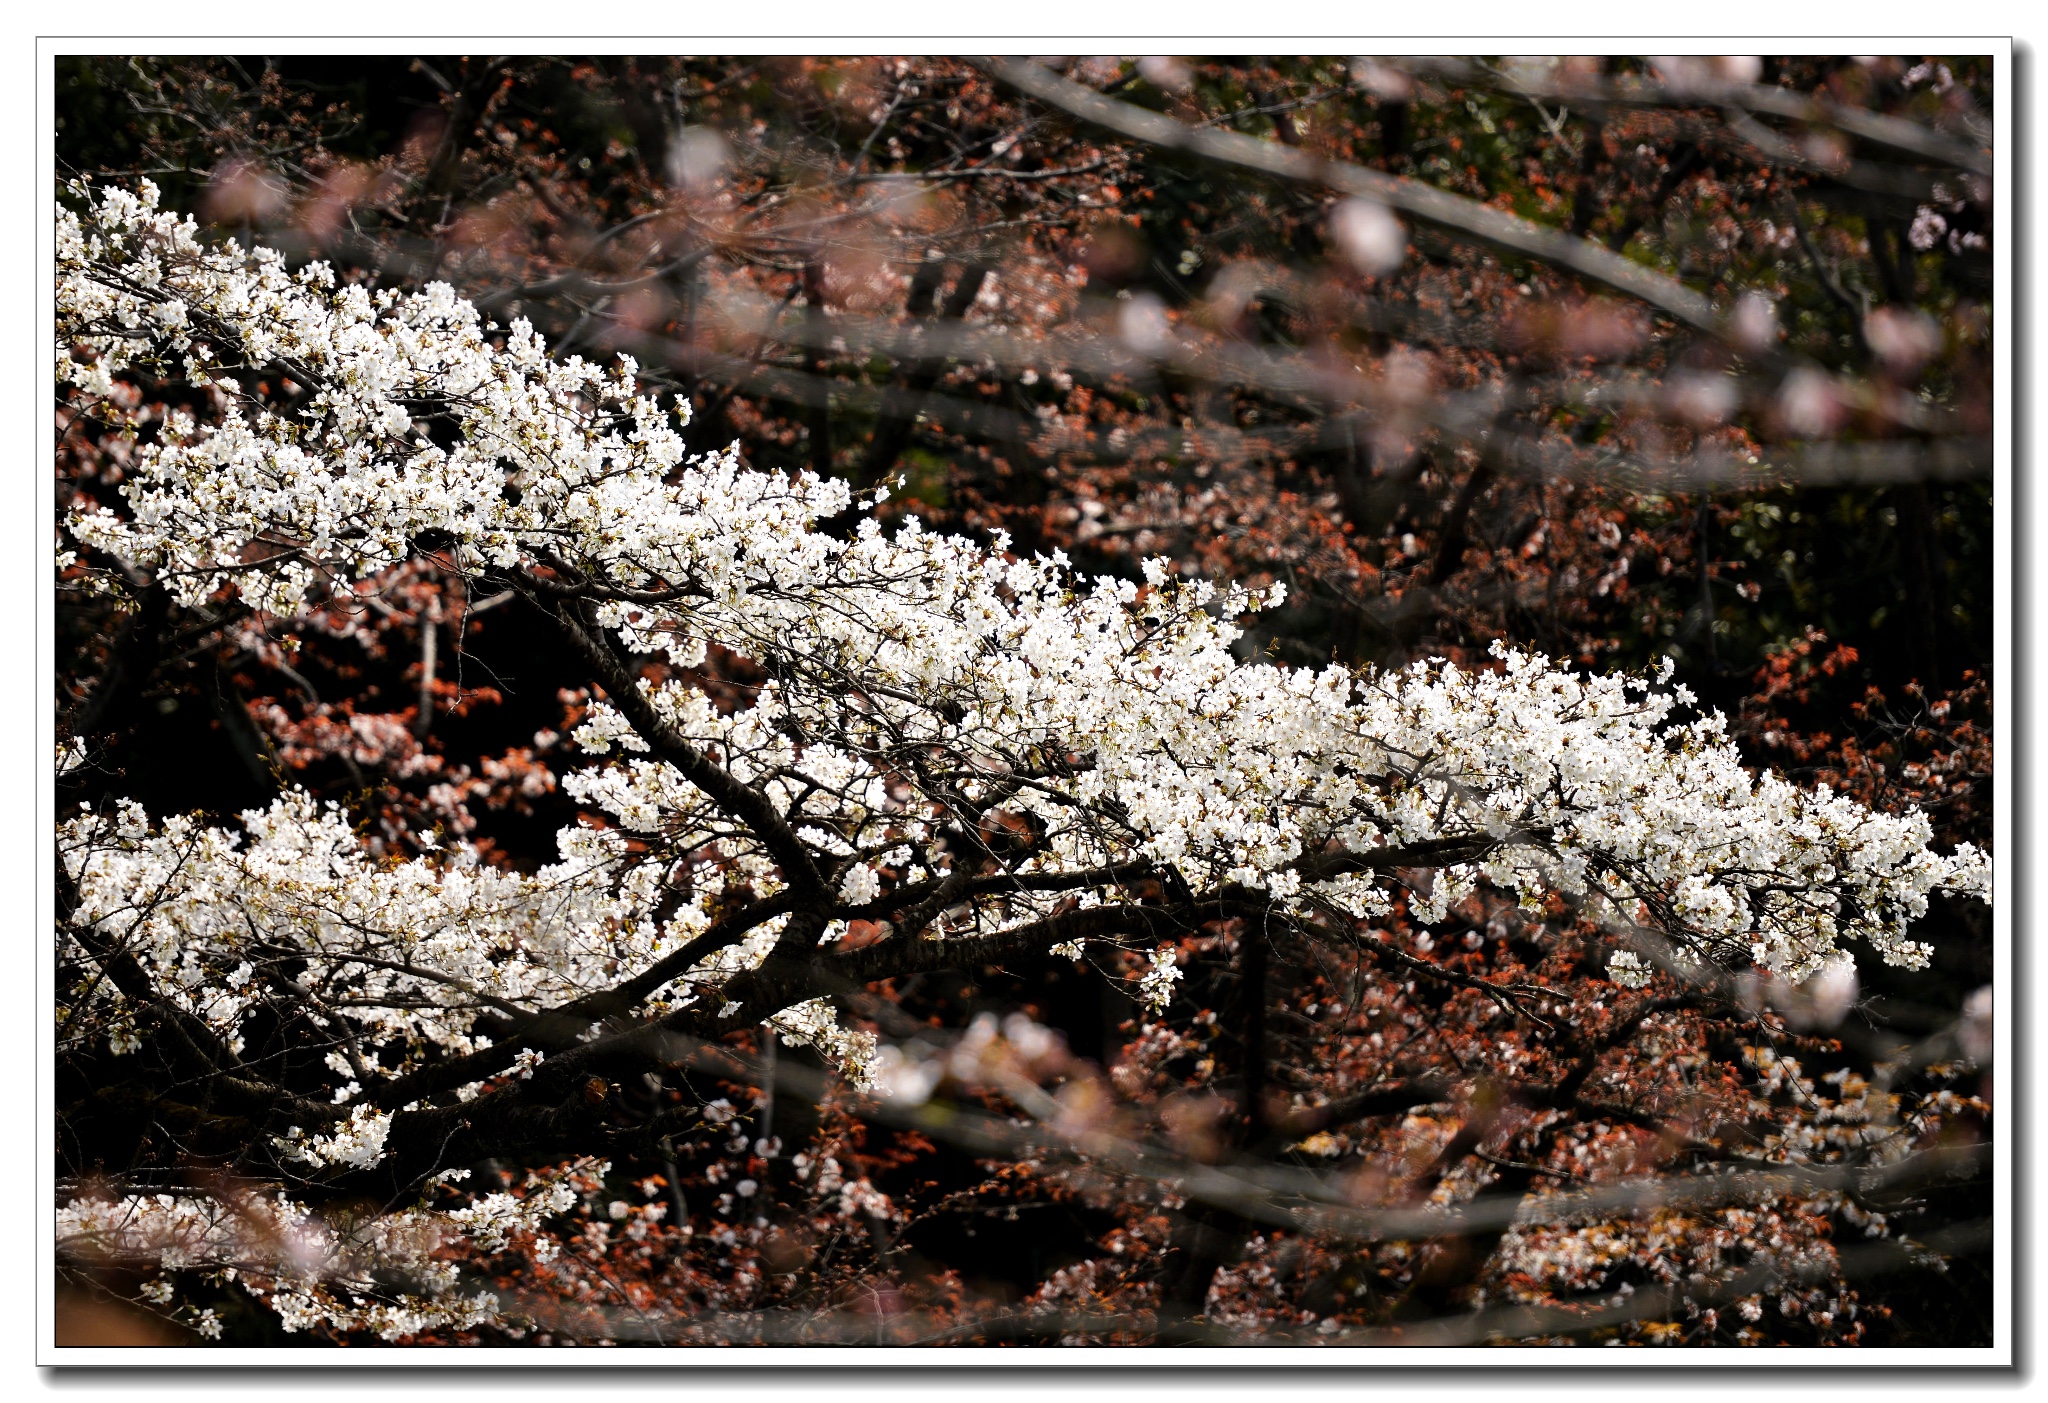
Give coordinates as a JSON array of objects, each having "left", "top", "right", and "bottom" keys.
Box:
[
  {"left": 481, "top": 1208, "right": 1990, "bottom": 1344},
  {"left": 1399, "top": 57, "right": 1991, "bottom": 177},
  {"left": 678, "top": 290, "right": 1982, "bottom": 479},
  {"left": 982, "top": 58, "right": 1734, "bottom": 348},
  {"left": 617, "top": 1028, "right": 1991, "bottom": 1254}
]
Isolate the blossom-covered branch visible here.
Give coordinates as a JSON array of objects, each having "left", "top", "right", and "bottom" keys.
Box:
[{"left": 55, "top": 180, "right": 1989, "bottom": 1341}]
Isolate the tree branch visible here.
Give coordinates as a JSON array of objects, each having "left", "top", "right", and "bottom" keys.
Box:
[
  {"left": 531, "top": 590, "right": 832, "bottom": 908},
  {"left": 983, "top": 58, "right": 1734, "bottom": 347}
]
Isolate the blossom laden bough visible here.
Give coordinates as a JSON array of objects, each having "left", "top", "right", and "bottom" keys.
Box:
[{"left": 53, "top": 181, "right": 1991, "bottom": 1342}]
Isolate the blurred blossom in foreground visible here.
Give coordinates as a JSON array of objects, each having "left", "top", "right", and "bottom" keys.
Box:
[
  {"left": 1732, "top": 291, "right": 1781, "bottom": 355},
  {"left": 1667, "top": 372, "right": 1739, "bottom": 428},
  {"left": 1349, "top": 59, "right": 1414, "bottom": 101},
  {"left": 1649, "top": 57, "right": 1714, "bottom": 96},
  {"left": 1777, "top": 368, "right": 1847, "bottom": 437},
  {"left": 1863, "top": 306, "right": 1943, "bottom": 376},
  {"left": 1742, "top": 952, "right": 1860, "bottom": 1031},
  {"left": 1558, "top": 300, "right": 1646, "bottom": 360},
  {"left": 1329, "top": 199, "right": 1407, "bottom": 276},
  {"left": 871, "top": 1045, "right": 942, "bottom": 1106},
  {"left": 1802, "top": 131, "right": 1852, "bottom": 172},
  {"left": 201, "top": 156, "right": 288, "bottom": 228},
  {"left": 1138, "top": 56, "right": 1192, "bottom": 92},
  {"left": 1958, "top": 985, "right": 1994, "bottom": 1064},
  {"left": 1792, "top": 953, "right": 1860, "bottom": 1031},
  {"left": 1652, "top": 56, "right": 1760, "bottom": 92},
  {"left": 297, "top": 162, "right": 377, "bottom": 246},
  {"left": 1118, "top": 291, "right": 1173, "bottom": 356},
  {"left": 667, "top": 127, "right": 731, "bottom": 192}
]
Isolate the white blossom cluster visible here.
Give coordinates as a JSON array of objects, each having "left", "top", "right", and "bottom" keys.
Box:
[
  {"left": 54, "top": 183, "right": 1993, "bottom": 1341},
  {"left": 1605, "top": 951, "right": 1653, "bottom": 989},
  {"left": 59, "top": 180, "right": 851, "bottom": 621},
  {"left": 1493, "top": 1199, "right": 1864, "bottom": 1342},
  {"left": 58, "top": 791, "right": 704, "bottom": 1080},
  {"left": 1137, "top": 948, "right": 1185, "bottom": 1013},
  {"left": 59, "top": 1171, "right": 540, "bottom": 1341},
  {"left": 275, "top": 1105, "right": 394, "bottom": 1171},
  {"left": 767, "top": 999, "right": 881, "bottom": 1090},
  {"left": 58, "top": 182, "right": 1990, "bottom": 997}
]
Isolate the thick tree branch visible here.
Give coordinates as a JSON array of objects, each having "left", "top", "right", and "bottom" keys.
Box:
[
  {"left": 368, "top": 892, "right": 796, "bottom": 1111},
  {"left": 830, "top": 902, "right": 1180, "bottom": 985}
]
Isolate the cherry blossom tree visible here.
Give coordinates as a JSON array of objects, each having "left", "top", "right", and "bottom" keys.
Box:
[{"left": 54, "top": 172, "right": 1991, "bottom": 1347}]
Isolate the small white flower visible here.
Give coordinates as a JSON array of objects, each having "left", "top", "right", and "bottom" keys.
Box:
[
  {"left": 1137, "top": 947, "right": 1184, "bottom": 1013},
  {"left": 1607, "top": 951, "right": 1653, "bottom": 989}
]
